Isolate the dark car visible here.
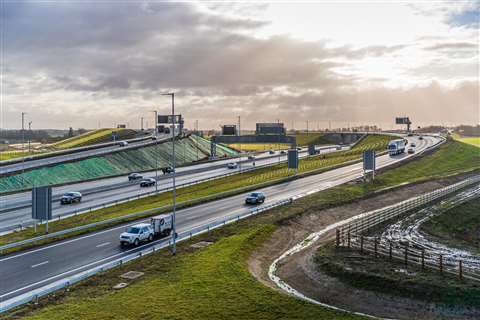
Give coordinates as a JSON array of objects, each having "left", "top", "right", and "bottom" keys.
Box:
[
  {"left": 161, "top": 166, "right": 175, "bottom": 174},
  {"left": 128, "top": 173, "right": 143, "bottom": 181},
  {"left": 419, "top": 136, "right": 424, "bottom": 140},
  {"left": 245, "top": 192, "right": 266, "bottom": 205},
  {"left": 297, "top": 147, "right": 302, "bottom": 151},
  {"left": 140, "top": 178, "right": 156, "bottom": 187},
  {"left": 248, "top": 155, "right": 255, "bottom": 160},
  {"left": 61, "top": 192, "right": 82, "bottom": 205},
  {"left": 407, "top": 148, "right": 415, "bottom": 154},
  {"left": 268, "top": 150, "right": 275, "bottom": 154},
  {"left": 280, "top": 150, "right": 286, "bottom": 154}
]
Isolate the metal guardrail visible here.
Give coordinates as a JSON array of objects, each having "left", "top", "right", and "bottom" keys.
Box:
[
  {"left": 2, "top": 145, "right": 344, "bottom": 233},
  {"left": 0, "top": 197, "right": 293, "bottom": 313}
]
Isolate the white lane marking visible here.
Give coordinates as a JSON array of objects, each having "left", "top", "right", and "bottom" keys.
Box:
[
  {"left": 31, "top": 261, "right": 49, "bottom": 268},
  {"left": 95, "top": 242, "right": 111, "bottom": 248}
]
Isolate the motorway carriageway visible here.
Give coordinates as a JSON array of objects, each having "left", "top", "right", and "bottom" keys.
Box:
[
  {"left": 0, "top": 145, "right": 342, "bottom": 230},
  {"left": 0, "top": 135, "right": 440, "bottom": 302}
]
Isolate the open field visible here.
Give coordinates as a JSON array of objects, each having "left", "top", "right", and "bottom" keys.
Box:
[
  {"left": 0, "top": 135, "right": 392, "bottom": 250},
  {"left": 51, "top": 128, "right": 136, "bottom": 149},
  {"left": 294, "top": 132, "right": 332, "bottom": 146},
  {"left": 453, "top": 134, "right": 480, "bottom": 147},
  {"left": 421, "top": 198, "right": 480, "bottom": 251},
  {"left": 6, "top": 137, "right": 479, "bottom": 319}
]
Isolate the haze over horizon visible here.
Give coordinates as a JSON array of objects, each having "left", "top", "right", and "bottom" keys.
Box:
[{"left": 0, "top": 1, "right": 479, "bottom": 130}]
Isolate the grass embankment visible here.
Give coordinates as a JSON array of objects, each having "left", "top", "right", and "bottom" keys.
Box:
[
  {"left": 7, "top": 136, "right": 479, "bottom": 319},
  {"left": 453, "top": 133, "right": 480, "bottom": 147},
  {"left": 294, "top": 132, "right": 332, "bottom": 146},
  {"left": 0, "top": 135, "right": 391, "bottom": 251},
  {"left": 421, "top": 198, "right": 480, "bottom": 251},
  {"left": 315, "top": 243, "right": 480, "bottom": 308},
  {"left": 0, "top": 150, "right": 44, "bottom": 161},
  {"left": 52, "top": 128, "right": 136, "bottom": 149},
  {"left": 227, "top": 143, "right": 291, "bottom": 152}
]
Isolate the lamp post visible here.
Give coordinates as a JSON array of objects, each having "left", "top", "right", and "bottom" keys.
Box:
[
  {"left": 28, "top": 121, "right": 32, "bottom": 154},
  {"left": 21, "top": 112, "right": 27, "bottom": 180},
  {"left": 162, "top": 92, "right": 177, "bottom": 255},
  {"left": 238, "top": 116, "right": 241, "bottom": 172},
  {"left": 150, "top": 110, "right": 159, "bottom": 191}
]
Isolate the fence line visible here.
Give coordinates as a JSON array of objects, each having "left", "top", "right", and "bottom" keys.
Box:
[{"left": 335, "top": 176, "right": 480, "bottom": 283}]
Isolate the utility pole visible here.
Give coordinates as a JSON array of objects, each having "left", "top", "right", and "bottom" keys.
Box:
[
  {"left": 21, "top": 112, "right": 26, "bottom": 179},
  {"left": 195, "top": 120, "right": 199, "bottom": 161},
  {"left": 306, "top": 120, "right": 309, "bottom": 134},
  {"left": 28, "top": 121, "right": 32, "bottom": 154},
  {"left": 141, "top": 117, "right": 144, "bottom": 131},
  {"left": 277, "top": 118, "right": 281, "bottom": 163},
  {"left": 162, "top": 92, "right": 177, "bottom": 255},
  {"left": 150, "top": 110, "right": 158, "bottom": 191},
  {"left": 238, "top": 115, "right": 242, "bottom": 172}
]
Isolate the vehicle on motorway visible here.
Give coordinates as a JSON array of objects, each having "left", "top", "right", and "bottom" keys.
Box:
[
  {"left": 120, "top": 214, "right": 172, "bottom": 246},
  {"left": 119, "top": 141, "right": 129, "bottom": 147},
  {"left": 336, "top": 146, "right": 342, "bottom": 150},
  {"left": 60, "top": 191, "right": 82, "bottom": 204},
  {"left": 388, "top": 139, "right": 406, "bottom": 156},
  {"left": 280, "top": 150, "right": 286, "bottom": 154},
  {"left": 410, "top": 142, "right": 416, "bottom": 147},
  {"left": 269, "top": 150, "right": 275, "bottom": 154},
  {"left": 297, "top": 147, "right": 302, "bottom": 151},
  {"left": 407, "top": 133, "right": 414, "bottom": 137},
  {"left": 245, "top": 192, "right": 266, "bottom": 205},
  {"left": 407, "top": 148, "right": 415, "bottom": 154},
  {"left": 128, "top": 173, "right": 143, "bottom": 181},
  {"left": 419, "top": 136, "right": 424, "bottom": 140},
  {"left": 140, "top": 178, "right": 156, "bottom": 187},
  {"left": 227, "top": 162, "right": 238, "bottom": 169},
  {"left": 248, "top": 155, "right": 255, "bottom": 160},
  {"left": 161, "top": 166, "right": 175, "bottom": 174}
]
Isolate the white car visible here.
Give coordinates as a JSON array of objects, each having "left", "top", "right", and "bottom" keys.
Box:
[
  {"left": 119, "top": 223, "right": 154, "bottom": 246},
  {"left": 227, "top": 162, "right": 238, "bottom": 169}
]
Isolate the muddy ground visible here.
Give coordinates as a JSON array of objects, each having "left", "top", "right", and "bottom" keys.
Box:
[{"left": 248, "top": 173, "right": 480, "bottom": 320}]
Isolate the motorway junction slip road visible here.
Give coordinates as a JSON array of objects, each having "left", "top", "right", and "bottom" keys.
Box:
[{"left": 0, "top": 135, "right": 441, "bottom": 308}]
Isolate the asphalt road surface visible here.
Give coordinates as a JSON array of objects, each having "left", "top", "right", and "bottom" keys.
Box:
[
  {"left": 0, "top": 145, "right": 341, "bottom": 230},
  {"left": 0, "top": 135, "right": 440, "bottom": 302}
]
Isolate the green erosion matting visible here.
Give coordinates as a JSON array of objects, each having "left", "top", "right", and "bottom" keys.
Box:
[{"left": 0, "top": 136, "right": 237, "bottom": 193}]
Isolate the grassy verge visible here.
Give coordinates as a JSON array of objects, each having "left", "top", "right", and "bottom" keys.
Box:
[
  {"left": 0, "top": 135, "right": 391, "bottom": 251},
  {"left": 453, "top": 133, "right": 480, "bottom": 148},
  {"left": 227, "top": 142, "right": 291, "bottom": 151},
  {"left": 294, "top": 132, "right": 332, "bottom": 145},
  {"left": 315, "top": 243, "right": 480, "bottom": 308},
  {"left": 51, "top": 128, "right": 136, "bottom": 149},
  {"left": 421, "top": 198, "right": 480, "bottom": 252},
  {"left": 5, "top": 136, "right": 478, "bottom": 319}
]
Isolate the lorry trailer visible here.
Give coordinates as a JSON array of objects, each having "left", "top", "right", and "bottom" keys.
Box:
[{"left": 388, "top": 139, "right": 406, "bottom": 156}]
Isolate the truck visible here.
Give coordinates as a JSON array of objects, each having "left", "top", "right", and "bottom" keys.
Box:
[
  {"left": 119, "top": 214, "right": 173, "bottom": 246},
  {"left": 388, "top": 139, "right": 406, "bottom": 156}
]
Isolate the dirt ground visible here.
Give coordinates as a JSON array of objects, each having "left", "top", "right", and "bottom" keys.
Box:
[{"left": 248, "top": 173, "right": 480, "bottom": 320}]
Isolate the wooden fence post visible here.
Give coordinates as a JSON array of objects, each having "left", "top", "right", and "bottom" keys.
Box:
[
  {"left": 374, "top": 238, "right": 378, "bottom": 258},
  {"left": 389, "top": 241, "right": 392, "bottom": 260},
  {"left": 421, "top": 249, "right": 425, "bottom": 270},
  {"left": 336, "top": 229, "right": 340, "bottom": 247},
  {"left": 404, "top": 245, "right": 408, "bottom": 267},
  {"left": 459, "top": 260, "right": 463, "bottom": 281},
  {"left": 439, "top": 254, "right": 443, "bottom": 274},
  {"left": 360, "top": 236, "right": 364, "bottom": 254},
  {"left": 347, "top": 232, "right": 351, "bottom": 249}
]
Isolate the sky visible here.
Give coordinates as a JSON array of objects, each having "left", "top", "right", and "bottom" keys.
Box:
[{"left": 0, "top": 0, "right": 479, "bottom": 130}]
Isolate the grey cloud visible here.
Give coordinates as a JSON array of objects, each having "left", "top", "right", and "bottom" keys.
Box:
[{"left": 425, "top": 42, "right": 478, "bottom": 50}]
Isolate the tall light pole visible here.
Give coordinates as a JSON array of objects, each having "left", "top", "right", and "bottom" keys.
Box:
[
  {"left": 277, "top": 118, "right": 281, "bottom": 163},
  {"left": 21, "top": 112, "right": 27, "bottom": 179},
  {"left": 28, "top": 121, "right": 32, "bottom": 154},
  {"left": 238, "top": 115, "right": 241, "bottom": 172},
  {"left": 162, "top": 92, "right": 177, "bottom": 255},
  {"left": 150, "top": 110, "right": 159, "bottom": 191}
]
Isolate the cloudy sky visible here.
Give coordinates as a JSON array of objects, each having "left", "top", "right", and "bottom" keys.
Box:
[{"left": 1, "top": 0, "right": 479, "bottom": 130}]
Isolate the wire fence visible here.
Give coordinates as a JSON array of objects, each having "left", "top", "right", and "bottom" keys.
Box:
[{"left": 336, "top": 176, "right": 480, "bottom": 283}]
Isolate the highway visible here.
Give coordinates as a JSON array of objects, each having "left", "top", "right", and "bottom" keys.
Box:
[
  {"left": 0, "top": 135, "right": 441, "bottom": 302},
  {"left": 0, "top": 145, "right": 342, "bottom": 231}
]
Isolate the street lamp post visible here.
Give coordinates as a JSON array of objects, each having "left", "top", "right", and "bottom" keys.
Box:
[
  {"left": 162, "top": 93, "right": 177, "bottom": 255},
  {"left": 28, "top": 121, "right": 32, "bottom": 154},
  {"left": 150, "top": 110, "right": 159, "bottom": 192},
  {"left": 238, "top": 116, "right": 241, "bottom": 172},
  {"left": 21, "top": 112, "right": 27, "bottom": 180}
]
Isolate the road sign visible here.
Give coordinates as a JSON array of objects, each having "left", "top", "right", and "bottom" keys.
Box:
[
  {"left": 308, "top": 144, "right": 316, "bottom": 155},
  {"left": 363, "top": 150, "right": 376, "bottom": 171},
  {"left": 32, "top": 186, "right": 52, "bottom": 220},
  {"left": 158, "top": 115, "right": 182, "bottom": 124},
  {"left": 288, "top": 149, "right": 299, "bottom": 169}
]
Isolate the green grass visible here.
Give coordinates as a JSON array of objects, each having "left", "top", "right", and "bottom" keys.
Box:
[
  {"left": 52, "top": 128, "right": 136, "bottom": 149},
  {"left": 8, "top": 224, "right": 363, "bottom": 320},
  {"left": 315, "top": 243, "right": 480, "bottom": 308},
  {"left": 0, "top": 135, "right": 391, "bottom": 249},
  {"left": 421, "top": 198, "right": 480, "bottom": 251},
  {"left": 453, "top": 134, "right": 480, "bottom": 147},
  {"left": 0, "top": 150, "right": 45, "bottom": 161},
  {"left": 227, "top": 143, "right": 291, "bottom": 151},
  {"left": 294, "top": 132, "right": 331, "bottom": 146},
  {"left": 5, "top": 136, "right": 479, "bottom": 319}
]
